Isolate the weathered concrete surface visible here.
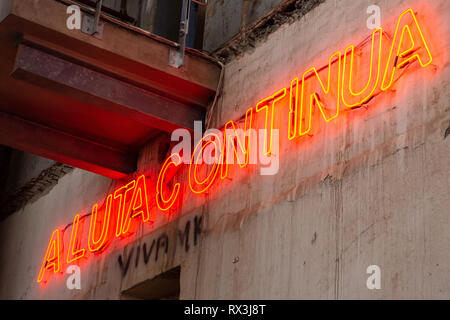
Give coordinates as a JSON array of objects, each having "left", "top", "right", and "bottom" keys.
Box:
[
  {"left": 0, "top": 169, "right": 112, "bottom": 299},
  {"left": 0, "top": 0, "right": 449, "bottom": 299},
  {"left": 204, "top": 0, "right": 289, "bottom": 52},
  {"left": 0, "top": 149, "right": 73, "bottom": 220},
  {"left": 197, "top": 0, "right": 450, "bottom": 299}
]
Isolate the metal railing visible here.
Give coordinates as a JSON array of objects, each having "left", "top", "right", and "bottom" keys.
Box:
[{"left": 68, "top": 0, "right": 208, "bottom": 68}]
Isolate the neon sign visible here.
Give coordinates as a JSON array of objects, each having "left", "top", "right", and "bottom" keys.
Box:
[{"left": 37, "top": 8, "right": 434, "bottom": 284}]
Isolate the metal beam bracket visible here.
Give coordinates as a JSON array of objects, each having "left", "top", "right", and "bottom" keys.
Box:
[
  {"left": 81, "top": 0, "right": 104, "bottom": 39},
  {"left": 168, "top": 46, "right": 184, "bottom": 69}
]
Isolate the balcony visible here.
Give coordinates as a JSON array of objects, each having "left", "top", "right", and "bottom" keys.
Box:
[{"left": 0, "top": 0, "right": 221, "bottom": 178}]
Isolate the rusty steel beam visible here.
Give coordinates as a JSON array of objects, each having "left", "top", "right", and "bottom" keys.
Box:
[
  {"left": 12, "top": 44, "right": 205, "bottom": 133},
  {"left": 0, "top": 112, "right": 136, "bottom": 179}
]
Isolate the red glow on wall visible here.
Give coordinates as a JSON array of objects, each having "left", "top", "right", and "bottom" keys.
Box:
[
  {"left": 114, "top": 180, "right": 136, "bottom": 237},
  {"left": 221, "top": 107, "right": 254, "bottom": 179},
  {"left": 341, "top": 28, "right": 382, "bottom": 108},
  {"left": 88, "top": 194, "right": 113, "bottom": 252},
  {"left": 121, "top": 175, "right": 152, "bottom": 235},
  {"left": 256, "top": 88, "right": 286, "bottom": 155},
  {"left": 156, "top": 153, "right": 182, "bottom": 211},
  {"left": 36, "top": 7, "right": 437, "bottom": 285},
  {"left": 381, "top": 8, "right": 433, "bottom": 91}
]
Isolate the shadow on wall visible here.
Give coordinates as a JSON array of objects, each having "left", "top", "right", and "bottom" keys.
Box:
[{"left": 0, "top": 147, "right": 73, "bottom": 220}]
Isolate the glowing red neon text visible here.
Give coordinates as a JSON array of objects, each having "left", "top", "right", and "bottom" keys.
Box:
[{"left": 37, "top": 8, "right": 434, "bottom": 284}]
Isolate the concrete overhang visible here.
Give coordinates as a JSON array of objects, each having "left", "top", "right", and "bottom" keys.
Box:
[{"left": 0, "top": 0, "right": 221, "bottom": 178}]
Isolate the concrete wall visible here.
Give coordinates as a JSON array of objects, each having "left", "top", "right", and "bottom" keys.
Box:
[
  {"left": 203, "top": 0, "right": 288, "bottom": 52},
  {"left": 0, "top": 0, "right": 449, "bottom": 299}
]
